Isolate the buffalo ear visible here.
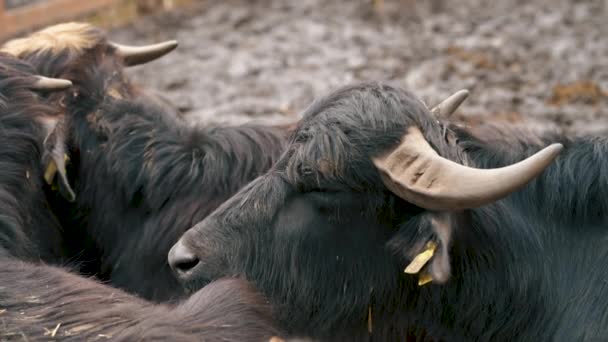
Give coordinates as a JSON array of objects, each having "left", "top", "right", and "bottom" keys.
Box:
[
  {"left": 387, "top": 212, "right": 457, "bottom": 285},
  {"left": 38, "top": 115, "right": 76, "bottom": 202}
]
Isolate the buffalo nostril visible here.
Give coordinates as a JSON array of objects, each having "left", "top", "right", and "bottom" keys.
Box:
[
  {"left": 168, "top": 240, "right": 200, "bottom": 276},
  {"left": 175, "top": 257, "right": 199, "bottom": 273}
]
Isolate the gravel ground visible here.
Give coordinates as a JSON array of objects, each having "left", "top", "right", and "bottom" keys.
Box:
[{"left": 110, "top": 0, "right": 608, "bottom": 135}]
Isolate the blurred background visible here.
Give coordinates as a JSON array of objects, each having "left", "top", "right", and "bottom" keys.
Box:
[{"left": 1, "top": 0, "right": 607, "bottom": 134}]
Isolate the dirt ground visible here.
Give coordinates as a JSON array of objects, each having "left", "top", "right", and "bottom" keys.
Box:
[{"left": 110, "top": 0, "right": 608, "bottom": 135}]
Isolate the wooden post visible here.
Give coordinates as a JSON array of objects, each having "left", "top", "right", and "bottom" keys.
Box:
[
  {"left": 0, "top": 0, "right": 118, "bottom": 41},
  {"left": 0, "top": 0, "right": 6, "bottom": 22}
]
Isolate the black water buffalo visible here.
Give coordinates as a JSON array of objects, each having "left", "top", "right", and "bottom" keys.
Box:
[
  {"left": 0, "top": 54, "right": 284, "bottom": 342},
  {"left": 1, "top": 260, "right": 283, "bottom": 341},
  {"left": 3, "top": 22, "right": 289, "bottom": 301},
  {"left": 170, "top": 82, "right": 608, "bottom": 341},
  {"left": 0, "top": 53, "right": 72, "bottom": 261}
]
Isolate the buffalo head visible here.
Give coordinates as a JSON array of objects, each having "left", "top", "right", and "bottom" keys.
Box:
[{"left": 169, "top": 83, "right": 561, "bottom": 339}]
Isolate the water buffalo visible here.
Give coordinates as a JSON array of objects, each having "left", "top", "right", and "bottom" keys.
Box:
[
  {"left": 0, "top": 44, "right": 283, "bottom": 342},
  {"left": 3, "top": 22, "right": 289, "bottom": 301},
  {"left": 0, "top": 52, "right": 72, "bottom": 261},
  {"left": 1, "top": 260, "right": 282, "bottom": 341},
  {"left": 1, "top": 22, "right": 180, "bottom": 116},
  {"left": 170, "top": 82, "right": 608, "bottom": 341}
]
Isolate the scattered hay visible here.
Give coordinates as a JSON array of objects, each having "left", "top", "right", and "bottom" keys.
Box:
[
  {"left": 43, "top": 322, "right": 61, "bottom": 337},
  {"left": 66, "top": 323, "right": 96, "bottom": 335}
]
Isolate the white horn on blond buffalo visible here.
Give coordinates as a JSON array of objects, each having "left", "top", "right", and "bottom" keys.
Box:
[{"left": 110, "top": 40, "right": 178, "bottom": 67}]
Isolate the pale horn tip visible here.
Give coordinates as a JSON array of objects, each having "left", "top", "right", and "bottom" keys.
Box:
[{"left": 430, "top": 89, "right": 470, "bottom": 118}]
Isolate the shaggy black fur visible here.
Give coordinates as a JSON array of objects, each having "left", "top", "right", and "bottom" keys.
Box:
[
  {"left": 13, "top": 28, "right": 288, "bottom": 301},
  {"left": 0, "top": 260, "right": 283, "bottom": 341},
  {"left": 0, "top": 53, "right": 64, "bottom": 262},
  {"left": 174, "top": 82, "right": 608, "bottom": 341},
  {"left": 0, "top": 55, "right": 284, "bottom": 342}
]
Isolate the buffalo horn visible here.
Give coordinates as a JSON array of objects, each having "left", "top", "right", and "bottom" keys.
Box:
[
  {"left": 110, "top": 40, "right": 178, "bottom": 67},
  {"left": 31, "top": 76, "right": 72, "bottom": 90},
  {"left": 430, "top": 89, "right": 469, "bottom": 118},
  {"left": 373, "top": 127, "right": 562, "bottom": 210}
]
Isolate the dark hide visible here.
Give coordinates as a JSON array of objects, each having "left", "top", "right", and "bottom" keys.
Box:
[
  {"left": 7, "top": 24, "right": 288, "bottom": 301},
  {"left": 0, "top": 259, "right": 283, "bottom": 341},
  {"left": 0, "top": 53, "right": 64, "bottom": 262},
  {"left": 0, "top": 58, "right": 283, "bottom": 339},
  {"left": 174, "top": 82, "right": 608, "bottom": 341}
]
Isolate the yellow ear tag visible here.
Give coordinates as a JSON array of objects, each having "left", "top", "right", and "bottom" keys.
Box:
[
  {"left": 418, "top": 270, "right": 433, "bottom": 286},
  {"left": 43, "top": 160, "right": 58, "bottom": 185},
  {"left": 43, "top": 154, "right": 70, "bottom": 187},
  {"left": 404, "top": 240, "right": 437, "bottom": 274}
]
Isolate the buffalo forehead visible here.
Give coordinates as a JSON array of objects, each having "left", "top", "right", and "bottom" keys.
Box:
[{"left": 1, "top": 22, "right": 102, "bottom": 57}]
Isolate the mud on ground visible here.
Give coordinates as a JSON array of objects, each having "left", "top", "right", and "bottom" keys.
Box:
[{"left": 110, "top": 0, "right": 608, "bottom": 135}]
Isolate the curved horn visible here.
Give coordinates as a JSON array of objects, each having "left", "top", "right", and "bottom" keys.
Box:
[
  {"left": 109, "top": 40, "right": 178, "bottom": 67},
  {"left": 430, "top": 89, "right": 469, "bottom": 118},
  {"left": 373, "top": 127, "right": 562, "bottom": 210},
  {"left": 31, "top": 76, "right": 72, "bottom": 90}
]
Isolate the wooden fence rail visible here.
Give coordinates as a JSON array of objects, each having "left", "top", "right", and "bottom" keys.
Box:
[{"left": 0, "top": 0, "right": 118, "bottom": 41}]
